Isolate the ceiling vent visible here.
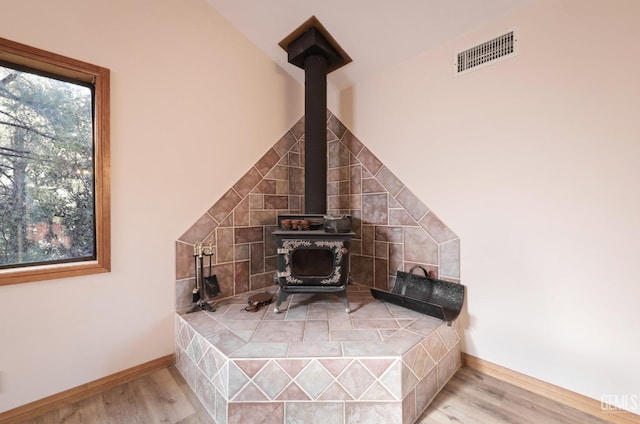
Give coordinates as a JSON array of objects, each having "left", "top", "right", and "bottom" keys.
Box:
[{"left": 454, "top": 30, "right": 517, "bottom": 76}]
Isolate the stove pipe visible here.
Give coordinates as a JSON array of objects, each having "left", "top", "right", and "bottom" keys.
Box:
[
  {"left": 303, "top": 53, "right": 328, "bottom": 214},
  {"left": 280, "top": 17, "right": 351, "bottom": 215}
]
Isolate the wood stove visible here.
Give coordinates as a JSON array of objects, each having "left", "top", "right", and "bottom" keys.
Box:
[
  {"left": 273, "top": 215, "right": 354, "bottom": 313},
  {"left": 273, "top": 18, "right": 354, "bottom": 313}
]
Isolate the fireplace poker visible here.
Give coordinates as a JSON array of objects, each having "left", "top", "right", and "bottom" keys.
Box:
[
  {"left": 191, "top": 244, "right": 200, "bottom": 303},
  {"left": 187, "top": 241, "right": 216, "bottom": 313}
]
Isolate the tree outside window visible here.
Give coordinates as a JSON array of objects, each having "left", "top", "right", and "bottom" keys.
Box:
[{"left": 0, "top": 37, "right": 110, "bottom": 285}]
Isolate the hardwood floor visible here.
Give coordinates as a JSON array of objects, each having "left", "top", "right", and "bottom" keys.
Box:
[
  {"left": 19, "top": 366, "right": 613, "bottom": 424},
  {"left": 417, "top": 367, "right": 612, "bottom": 424},
  {"left": 26, "top": 368, "right": 214, "bottom": 424}
]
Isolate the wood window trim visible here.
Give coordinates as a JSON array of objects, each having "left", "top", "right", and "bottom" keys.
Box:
[{"left": 0, "top": 37, "right": 110, "bottom": 286}]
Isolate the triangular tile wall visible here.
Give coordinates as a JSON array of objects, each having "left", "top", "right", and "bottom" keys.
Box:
[{"left": 175, "top": 111, "right": 459, "bottom": 309}]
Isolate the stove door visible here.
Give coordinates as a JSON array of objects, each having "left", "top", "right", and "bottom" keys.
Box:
[{"left": 277, "top": 239, "right": 348, "bottom": 286}]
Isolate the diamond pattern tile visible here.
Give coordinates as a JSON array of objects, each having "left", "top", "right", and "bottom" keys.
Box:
[
  {"left": 227, "top": 362, "right": 249, "bottom": 399},
  {"left": 295, "top": 360, "right": 335, "bottom": 399},
  {"left": 186, "top": 334, "right": 205, "bottom": 363},
  {"left": 276, "top": 359, "right": 310, "bottom": 378},
  {"left": 213, "top": 362, "right": 228, "bottom": 398},
  {"left": 211, "top": 346, "right": 228, "bottom": 372},
  {"left": 276, "top": 382, "right": 311, "bottom": 401},
  {"left": 379, "top": 360, "right": 403, "bottom": 400},
  {"left": 412, "top": 345, "right": 435, "bottom": 379},
  {"left": 195, "top": 368, "right": 216, "bottom": 416},
  {"left": 197, "top": 347, "right": 218, "bottom": 380},
  {"left": 235, "top": 359, "right": 268, "bottom": 379},
  {"left": 403, "top": 344, "right": 420, "bottom": 369},
  {"left": 438, "top": 324, "right": 461, "bottom": 349},
  {"left": 360, "top": 358, "right": 397, "bottom": 378},
  {"left": 402, "top": 362, "right": 420, "bottom": 397},
  {"left": 177, "top": 320, "right": 194, "bottom": 351},
  {"left": 233, "top": 382, "right": 268, "bottom": 401},
  {"left": 174, "top": 286, "right": 461, "bottom": 424},
  {"left": 361, "top": 381, "right": 396, "bottom": 400},
  {"left": 318, "top": 358, "right": 353, "bottom": 378},
  {"left": 422, "top": 331, "right": 448, "bottom": 362},
  {"left": 337, "top": 360, "right": 376, "bottom": 399},
  {"left": 318, "top": 382, "right": 353, "bottom": 401},
  {"left": 253, "top": 361, "right": 291, "bottom": 399}
]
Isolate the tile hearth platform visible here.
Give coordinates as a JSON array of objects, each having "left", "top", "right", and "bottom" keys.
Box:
[{"left": 175, "top": 285, "right": 461, "bottom": 424}]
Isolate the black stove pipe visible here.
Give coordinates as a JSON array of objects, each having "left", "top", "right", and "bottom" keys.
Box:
[
  {"left": 280, "top": 18, "right": 350, "bottom": 215},
  {"left": 304, "top": 54, "right": 328, "bottom": 215}
]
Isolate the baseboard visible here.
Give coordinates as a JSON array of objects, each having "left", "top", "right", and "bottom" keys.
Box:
[
  {"left": 462, "top": 353, "right": 639, "bottom": 424},
  {"left": 0, "top": 354, "right": 175, "bottom": 423}
]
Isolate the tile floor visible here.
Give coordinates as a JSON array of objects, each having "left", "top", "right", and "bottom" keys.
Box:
[{"left": 175, "top": 284, "right": 461, "bottom": 424}]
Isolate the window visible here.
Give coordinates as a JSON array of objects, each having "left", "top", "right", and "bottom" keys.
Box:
[{"left": 0, "top": 37, "right": 110, "bottom": 285}]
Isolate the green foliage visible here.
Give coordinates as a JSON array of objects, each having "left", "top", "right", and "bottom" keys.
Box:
[{"left": 0, "top": 65, "right": 95, "bottom": 267}]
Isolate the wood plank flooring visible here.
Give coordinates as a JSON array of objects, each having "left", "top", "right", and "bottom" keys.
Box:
[
  {"left": 25, "top": 368, "right": 214, "bottom": 424},
  {"left": 417, "top": 367, "right": 612, "bottom": 424},
  {"left": 17, "top": 366, "right": 613, "bottom": 424}
]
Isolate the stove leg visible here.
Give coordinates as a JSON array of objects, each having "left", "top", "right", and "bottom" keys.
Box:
[
  {"left": 336, "top": 290, "right": 351, "bottom": 314},
  {"left": 274, "top": 289, "right": 289, "bottom": 313}
]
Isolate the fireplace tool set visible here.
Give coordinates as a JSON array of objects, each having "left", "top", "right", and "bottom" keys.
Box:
[{"left": 187, "top": 241, "right": 221, "bottom": 314}]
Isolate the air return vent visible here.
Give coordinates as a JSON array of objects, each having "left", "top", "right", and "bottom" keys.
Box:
[{"left": 454, "top": 30, "right": 517, "bottom": 75}]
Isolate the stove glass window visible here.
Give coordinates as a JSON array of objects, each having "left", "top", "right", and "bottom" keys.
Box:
[{"left": 291, "top": 248, "right": 334, "bottom": 277}]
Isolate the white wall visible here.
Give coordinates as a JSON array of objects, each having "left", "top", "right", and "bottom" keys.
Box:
[
  {"left": 0, "top": 0, "right": 302, "bottom": 412},
  {"left": 2, "top": 0, "right": 638, "bottom": 414},
  {"left": 330, "top": 0, "right": 640, "bottom": 412}
]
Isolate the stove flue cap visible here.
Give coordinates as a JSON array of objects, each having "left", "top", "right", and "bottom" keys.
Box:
[{"left": 279, "top": 16, "right": 352, "bottom": 74}]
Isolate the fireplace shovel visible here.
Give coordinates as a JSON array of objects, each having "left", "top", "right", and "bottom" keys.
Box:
[
  {"left": 187, "top": 244, "right": 220, "bottom": 314},
  {"left": 370, "top": 266, "right": 465, "bottom": 325}
]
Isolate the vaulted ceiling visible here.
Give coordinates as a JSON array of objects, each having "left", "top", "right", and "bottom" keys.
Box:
[{"left": 205, "top": 0, "right": 534, "bottom": 92}]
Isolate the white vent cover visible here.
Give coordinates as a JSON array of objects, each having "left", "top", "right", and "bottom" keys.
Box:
[{"left": 454, "top": 30, "right": 517, "bottom": 75}]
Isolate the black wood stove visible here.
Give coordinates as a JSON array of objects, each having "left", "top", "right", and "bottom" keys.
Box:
[
  {"left": 273, "top": 215, "right": 354, "bottom": 313},
  {"left": 274, "top": 17, "right": 353, "bottom": 313}
]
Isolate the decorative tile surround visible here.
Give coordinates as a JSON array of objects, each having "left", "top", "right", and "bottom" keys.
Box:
[
  {"left": 174, "top": 113, "right": 463, "bottom": 423},
  {"left": 175, "top": 285, "right": 461, "bottom": 424},
  {"left": 175, "top": 111, "right": 460, "bottom": 309}
]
